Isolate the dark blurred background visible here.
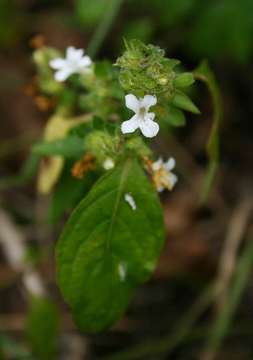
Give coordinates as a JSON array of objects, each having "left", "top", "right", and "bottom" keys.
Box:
[{"left": 0, "top": 1, "right": 253, "bottom": 359}]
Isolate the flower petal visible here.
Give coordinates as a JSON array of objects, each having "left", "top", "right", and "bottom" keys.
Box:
[
  {"left": 49, "top": 58, "right": 66, "bottom": 70},
  {"left": 139, "top": 118, "right": 159, "bottom": 138},
  {"left": 165, "top": 157, "right": 176, "bottom": 171},
  {"left": 169, "top": 173, "right": 178, "bottom": 189},
  {"left": 125, "top": 94, "right": 140, "bottom": 113},
  {"left": 141, "top": 95, "right": 157, "bottom": 110},
  {"left": 157, "top": 185, "right": 165, "bottom": 192},
  {"left": 66, "top": 47, "right": 84, "bottom": 61},
  {"left": 54, "top": 68, "right": 72, "bottom": 82},
  {"left": 152, "top": 158, "right": 163, "bottom": 171},
  {"left": 147, "top": 112, "right": 155, "bottom": 121},
  {"left": 121, "top": 115, "right": 139, "bottom": 134},
  {"left": 79, "top": 56, "right": 92, "bottom": 68}
]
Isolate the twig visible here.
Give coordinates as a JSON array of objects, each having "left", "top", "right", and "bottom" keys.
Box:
[
  {"left": 0, "top": 208, "right": 45, "bottom": 297},
  {"left": 214, "top": 196, "right": 253, "bottom": 309},
  {"left": 200, "top": 196, "right": 253, "bottom": 360},
  {"left": 200, "top": 234, "right": 253, "bottom": 360}
]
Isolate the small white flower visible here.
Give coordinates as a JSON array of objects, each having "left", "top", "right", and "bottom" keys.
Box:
[
  {"left": 152, "top": 157, "right": 178, "bottom": 192},
  {"left": 121, "top": 94, "right": 159, "bottom": 138},
  {"left": 49, "top": 46, "right": 92, "bottom": 82},
  {"left": 103, "top": 158, "right": 115, "bottom": 170},
  {"left": 124, "top": 193, "right": 137, "bottom": 210}
]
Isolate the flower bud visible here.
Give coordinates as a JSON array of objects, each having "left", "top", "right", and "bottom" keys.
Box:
[
  {"left": 33, "top": 47, "right": 63, "bottom": 95},
  {"left": 116, "top": 40, "right": 178, "bottom": 96},
  {"left": 84, "top": 131, "right": 119, "bottom": 166}
]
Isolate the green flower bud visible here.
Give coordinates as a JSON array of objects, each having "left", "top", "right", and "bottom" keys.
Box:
[
  {"left": 33, "top": 47, "right": 61, "bottom": 68},
  {"left": 84, "top": 130, "right": 120, "bottom": 165},
  {"left": 33, "top": 47, "right": 63, "bottom": 95},
  {"left": 116, "top": 39, "right": 179, "bottom": 96}
]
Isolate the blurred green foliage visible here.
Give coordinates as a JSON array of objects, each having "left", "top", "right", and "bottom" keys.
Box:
[
  {"left": 1, "top": 0, "right": 253, "bottom": 63},
  {"left": 75, "top": 0, "right": 112, "bottom": 29},
  {"left": 190, "top": 0, "right": 253, "bottom": 63},
  {"left": 0, "top": 0, "right": 20, "bottom": 47},
  {"left": 144, "top": 0, "right": 197, "bottom": 27},
  {"left": 26, "top": 297, "right": 60, "bottom": 360},
  {"left": 0, "top": 334, "right": 33, "bottom": 360},
  {"left": 74, "top": 0, "right": 253, "bottom": 63}
]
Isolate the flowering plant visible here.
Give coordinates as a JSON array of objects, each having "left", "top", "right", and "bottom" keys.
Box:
[{"left": 31, "top": 39, "right": 208, "bottom": 332}]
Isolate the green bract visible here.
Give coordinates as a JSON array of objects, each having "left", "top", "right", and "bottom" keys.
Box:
[
  {"left": 116, "top": 39, "right": 195, "bottom": 98},
  {"left": 84, "top": 130, "right": 120, "bottom": 164},
  {"left": 56, "top": 158, "right": 165, "bottom": 332},
  {"left": 116, "top": 39, "right": 179, "bottom": 96},
  {"left": 33, "top": 47, "right": 63, "bottom": 95}
]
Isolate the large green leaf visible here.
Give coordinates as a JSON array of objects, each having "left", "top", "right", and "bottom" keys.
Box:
[{"left": 56, "top": 157, "right": 165, "bottom": 332}]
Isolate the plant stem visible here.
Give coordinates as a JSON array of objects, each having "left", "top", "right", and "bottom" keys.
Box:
[
  {"left": 87, "top": 0, "right": 124, "bottom": 58},
  {"left": 194, "top": 61, "right": 223, "bottom": 204}
]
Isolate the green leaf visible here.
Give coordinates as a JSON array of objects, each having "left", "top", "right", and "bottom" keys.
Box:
[
  {"left": 164, "top": 106, "right": 186, "bottom": 127},
  {"left": 171, "top": 90, "right": 200, "bottom": 114},
  {"left": 174, "top": 72, "right": 195, "bottom": 88},
  {"left": 56, "top": 157, "right": 165, "bottom": 332},
  {"left": 33, "top": 136, "right": 85, "bottom": 158},
  {"left": 194, "top": 61, "right": 222, "bottom": 203},
  {"left": 26, "top": 297, "right": 60, "bottom": 360}
]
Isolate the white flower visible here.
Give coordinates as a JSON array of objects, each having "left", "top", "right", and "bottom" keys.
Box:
[
  {"left": 103, "top": 158, "right": 115, "bottom": 170},
  {"left": 124, "top": 193, "right": 137, "bottom": 210},
  {"left": 49, "top": 46, "right": 92, "bottom": 82},
  {"left": 121, "top": 94, "right": 159, "bottom": 138},
  {"left": 152, "top": 157, "right": 177, "bottom": 192}
]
